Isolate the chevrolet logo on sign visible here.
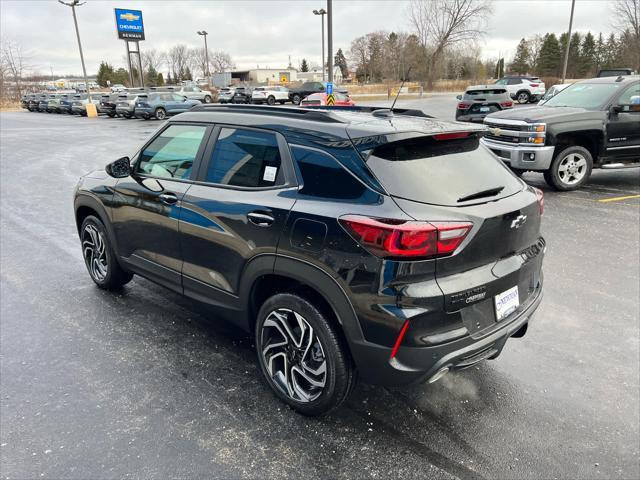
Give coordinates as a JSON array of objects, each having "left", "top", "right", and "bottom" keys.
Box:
[{"left": 120, "top": 13, "right": 140, "bottom": 21}]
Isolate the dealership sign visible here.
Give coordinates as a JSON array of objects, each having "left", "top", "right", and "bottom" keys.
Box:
[{"left": 114, "top": 8, "right": 145, "bottom": 40}]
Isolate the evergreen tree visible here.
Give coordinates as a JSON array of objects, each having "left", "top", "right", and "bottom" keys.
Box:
[
  {"left": 166, "top": 72, "right": 173, "bottom": 85},
  {"left": 184, "top": 66, "right": 193, "bottom": 81},
  {"left": 509, "top": 38, "right": 530, "bottom": 74},
  {"left": 145, "top": 65, "right": 158, "bottom": 87},
  {"left": 334, "top": 48, "right": 348, "bottom": 79},
  {"left": 605, "top": 33, "right": 619, "bottom": 67},
  {"left": 579, "top": 32, "right": 597, "bottom": 77},
  {"left": 300, "top": 58, "right": 309, "bottom": 72},
  {"left": 96, "top": 62, "right": 113, "bottom": 87},
  {"left": 113, "top": 68, "right": 129, "bottom": 86},
  {"left": 538, "top": 33, "right": 561, "bottom": 76},
  {"left": 156, "top": 73, "right": 164, "bottom": 86}
]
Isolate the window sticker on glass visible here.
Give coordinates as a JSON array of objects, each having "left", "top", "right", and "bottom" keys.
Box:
[{"left": 263, "top": 166, "right": 277, "bottom": 182}]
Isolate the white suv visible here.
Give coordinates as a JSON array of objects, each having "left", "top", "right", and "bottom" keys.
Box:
[
  {"left": 251, "top": 86, "right": 290, "bottom": 105},
  {"left": 494, "top": 76, "right": 546, "bottom": 104}
]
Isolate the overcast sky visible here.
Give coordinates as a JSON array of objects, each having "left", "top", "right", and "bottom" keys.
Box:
[{"left": 0, "top": 0, "right": 616, "bottom": 77}]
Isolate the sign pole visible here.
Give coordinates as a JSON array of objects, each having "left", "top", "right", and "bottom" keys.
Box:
[
  {"left": 327, "top": 0, "right": 333, "bottom": 83},
  {"left": 136, "top": 41, "right": 144, "bottom": 88},
  {"left": 125, "top": 41, "right": 134, "bottom": 87}
]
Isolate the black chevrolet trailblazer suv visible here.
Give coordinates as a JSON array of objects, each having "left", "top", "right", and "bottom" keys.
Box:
[{"left": 74, "top": 104, "right": 545, "bottom": 415}]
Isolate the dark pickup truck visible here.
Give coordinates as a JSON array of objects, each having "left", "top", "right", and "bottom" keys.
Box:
[{"left": 481, "top": 75, "right": 640, "bottom": 190}]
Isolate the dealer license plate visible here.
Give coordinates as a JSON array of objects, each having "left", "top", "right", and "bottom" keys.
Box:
[{"left": 494, "top": 285, "right": 519, "bottom": 321}]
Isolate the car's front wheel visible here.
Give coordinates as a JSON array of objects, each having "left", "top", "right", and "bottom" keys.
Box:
[
  {"left": 267, "top": 95, "right": 276, "bottom": 105},
  {"left": 544, "top": 145, "right": 593, "bottom": 191},
  {"left": 255, "top": 293, "right": 356, "bottom": 416},
  {"left": 204, "top": 95, "right": 212, "bottom": 103},
  {"left": 292, "top": 94, "right": 302, "bottom": 105},
  {"left": 80, "top": 215, "right": 133, "bottom": 290}
]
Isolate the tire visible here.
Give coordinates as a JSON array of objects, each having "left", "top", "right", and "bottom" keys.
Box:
[
  {"left": 267, "top": 95, "right": 276, "bottom": 106},
  {"left": 292, "top": 94, "right": 302, "bottom": 105},
  {"left": 108, "top": 112, "right": 115, "bottom": 118},
  {"left": 154, "top": 107, "right": 167, "bottom": 120},
  {"left": 255, "top": 293, "right": 356, "bottom": 416},
  {"left": 123, "top": 112, "right": 131, "bottom": 119},
  {"left": 516, "top": 90, "right": 530, "bottom": 104},
  {"left": 203, "top": 95, "right": 212, "bottom": 103},
  {"left": 80, "top": 215, "right": 133, "bottom": 290},
  {"left": 544, "top": 145, "right": 593, "bottom": 191}
]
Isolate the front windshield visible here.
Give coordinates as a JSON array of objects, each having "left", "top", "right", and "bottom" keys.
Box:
[{"left": 544, "top": 83, "right": 624, "bottom": 109}]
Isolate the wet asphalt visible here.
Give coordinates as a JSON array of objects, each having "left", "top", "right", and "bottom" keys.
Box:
[{"left": 1, "top": 97, "right": 639, "bottom": 479}]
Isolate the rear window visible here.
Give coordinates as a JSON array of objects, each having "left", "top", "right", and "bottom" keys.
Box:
[
  {"left": 466, "top": 89, "right": 506, "bottom": 96},
  {"left": 362, "top": 134, "right": 522, "bottom": 206}
]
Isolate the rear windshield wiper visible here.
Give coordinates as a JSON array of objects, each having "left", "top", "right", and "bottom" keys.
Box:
[{"left": 457, "top": 186, "right": 504, "bottom": 203}]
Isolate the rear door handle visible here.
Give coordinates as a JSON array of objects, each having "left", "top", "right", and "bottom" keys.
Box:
[
  {"left": 159, "top": 192, "right": 178, "bottom": 205},
  {"left": 247, "top": 212, "right": 275, "bottom": 227}
]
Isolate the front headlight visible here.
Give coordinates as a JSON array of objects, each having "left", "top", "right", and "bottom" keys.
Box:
[{"left": 527, "top": 123, "right": 546, "bottom": 132}]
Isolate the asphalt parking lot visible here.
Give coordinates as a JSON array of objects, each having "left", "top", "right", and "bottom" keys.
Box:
[{"left": 1, "top": 98, "right": 639, "bottom": 479}]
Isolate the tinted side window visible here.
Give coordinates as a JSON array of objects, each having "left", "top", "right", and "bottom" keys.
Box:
[
  {"left": 205, "top": 128, "right": 283, "bottom": 188},
  {"left": 138, "top": 125, "right": 207, "bottom": 179},
  {"left": 291, "top": 147, "right": 367, "bottom": 199},
  {"left": 173, "top": 94, "right": 185, "bottom": 101},
  {"left": 508, "top": 78, "right": 522, "bottom": 85}
]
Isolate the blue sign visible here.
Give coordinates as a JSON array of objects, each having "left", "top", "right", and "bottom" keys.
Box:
[
  {"left": 114, "top": 8, "right": 145, "bottom": 41},
  {"left": 326, "top": 82, "right": 333, "bottom": 94}
]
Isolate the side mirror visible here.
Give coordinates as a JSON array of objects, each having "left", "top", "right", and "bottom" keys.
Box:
[
  {"left": 456, "top": 94, "right": 462, "bottom": 100},
  {"left": 106, "top": 156, "right": 131, "bottom": 178}
]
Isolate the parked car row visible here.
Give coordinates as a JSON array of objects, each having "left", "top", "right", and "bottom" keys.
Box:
[
  {"left": 21, "top": 85, "right": 216, "bottom": 119},
  {"left": 217, "top": 82, "right": 351, "bottom": 106}
]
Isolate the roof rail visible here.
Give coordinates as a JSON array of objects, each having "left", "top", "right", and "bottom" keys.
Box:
[
  {"left": 303, "top": 105, "right": 434, "bottom": 118},
  {"left": 189, "top": 104, "right": 346, "bottom": 123}
]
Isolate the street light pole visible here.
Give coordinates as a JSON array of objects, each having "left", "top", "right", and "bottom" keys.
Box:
[
  {"left": 327, "top": 0, "right": 333, "bottom": 83},
  {"left": 561, "top": 0, "right": 576, "bottom": 84},
  {"left": 197, "top": 31, "right": 210, "bottom": 79},
  {"left": 312, "top": 9, "right": 326, "bottom": 81},
  {"left": 59, "top": 0, "right": 91, "bottom": 102}
]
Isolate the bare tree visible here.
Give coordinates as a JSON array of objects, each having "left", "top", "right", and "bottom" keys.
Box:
[
  {"left": 527, "top": 34, "right": 544, "bottom": 73},
  {"left": 167, "top": 44, "right": 190, "bottom": 80},
  {"left": 142, "top": 48, "right": 164, "bottom": 73},
  {"left": 1, "top": 38, "right": 29, "bottom": 98},
  {"left": 210, "top": 51, "right": 234, "bottom": 72},
  {"left": 408, "top": 0, "right": 492, "bottom": 88},
  {"left": 611, "top": 0, "right": 640, "bottom": 69}
]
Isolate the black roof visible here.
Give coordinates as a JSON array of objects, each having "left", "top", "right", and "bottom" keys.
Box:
[{"left": 176, "top": 104, "right": 485, "bottom": 140}]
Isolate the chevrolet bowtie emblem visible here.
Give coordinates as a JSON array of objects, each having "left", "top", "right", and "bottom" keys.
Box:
[
  {"left": 120, "top": 13, "right": 140, "bottom": 21},
  {"left": 489, "top": 127, "right": 501, "bottom": 136},
  {"left": 510, "top": 215, "right": 527, "bottom": 229}
]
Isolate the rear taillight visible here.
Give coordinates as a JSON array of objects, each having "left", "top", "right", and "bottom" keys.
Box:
[
  {"left": 534, "top": 188, "right": 544, "bottom": 215},
  {"left": 339, "top": 215, "right": 472, "bottom": 259},
  {"left": 500, "top": 100, "right": 513, "bottom": 108},
  {"left": 529, "top": 83, "right": 539, "bottom": 87},
  {"left": 457, "top": 102, "right": 471, "bottom": 109}
]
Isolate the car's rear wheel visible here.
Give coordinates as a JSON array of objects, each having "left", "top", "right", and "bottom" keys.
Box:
[
  {"left": 255, "top": 293, "right": 355, "bottom": 416},
  {"left": 204, "top": 95, "right": 212, "bottom": 103},
  {"left": 544, "top": 145, "right": 593, "bottom": 191},
  {"left": 516, "top": 91, "right": 530, "bottom": 104},
  {"left": 154, "top": 107, "right": 167, "bottom": 120},
  {"left": 267, "top": 95, "right": 276, "bottom": 106},
  {"left": 108, "top": 112, "right": 115, "bottom": 118},
  {"left": 80, "top": 215, "right": 133, "bottom": 290},
  {"left": 292, "top": 94, "right": 302, "bottom": 105}
]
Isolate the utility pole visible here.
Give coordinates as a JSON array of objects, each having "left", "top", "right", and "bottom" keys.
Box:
[
  {"left": 197, "top": 31, "right": 210, "bottom": 78},
  {"left": 561, "top": 0, "right": 576, "bottom": 84},
  {"left": 312, "top": 9, "right": 326, "bottom": 81},
  {"left": 327, "top": 0, "right": 333, "bottom": 83},
  {"left": 58, "top": 0, "right": 91, "bottom": 102}
]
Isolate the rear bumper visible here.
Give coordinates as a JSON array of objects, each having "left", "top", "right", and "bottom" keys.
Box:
[
  {"left": 350, "top": 278, "right": 543, "bottom": 386},
  {"left": 481, "top": 137, "right": 555, "bottom": 170}
]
